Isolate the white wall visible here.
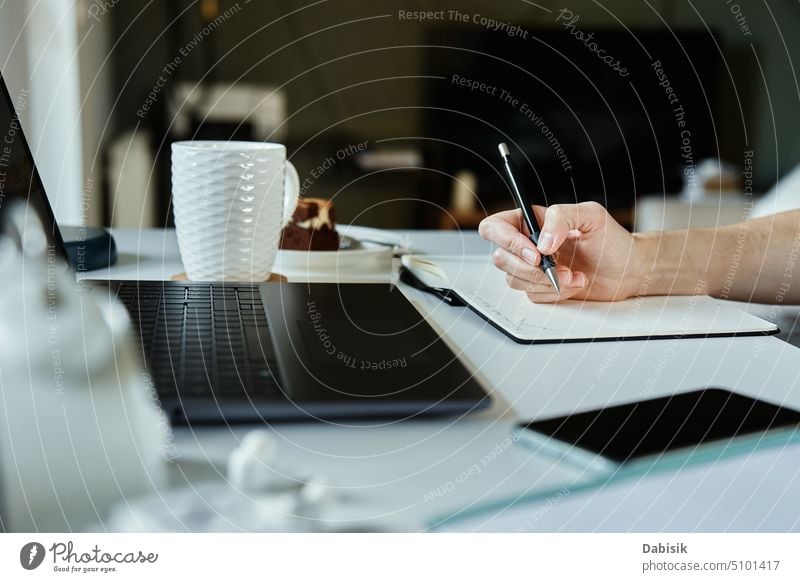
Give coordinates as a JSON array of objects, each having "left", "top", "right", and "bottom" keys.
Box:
[
  {"left": 0, "top": 0, "right": 103, "bottom": 227},
  {"left": 0, "top": 2, "right": 29, "bottom": 99}
]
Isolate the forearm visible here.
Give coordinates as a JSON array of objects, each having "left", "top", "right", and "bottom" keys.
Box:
[{"left": 634, "top": 210, "right": 800, "bottom": 304}]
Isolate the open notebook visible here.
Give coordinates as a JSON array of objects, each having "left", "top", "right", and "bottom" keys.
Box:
[{"left": 401, "top": 255, "right": 778, "bottom": 344}]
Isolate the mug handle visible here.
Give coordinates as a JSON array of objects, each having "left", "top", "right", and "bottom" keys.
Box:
[{"left": 283, "top": 160, "right": 300, "bottom": 227}]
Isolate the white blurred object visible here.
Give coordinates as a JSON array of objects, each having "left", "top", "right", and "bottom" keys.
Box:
[
  {"left": 354, "top": 148, "right": 423, "bottom": 171},
  {"left": 0, "top": 0, "right": 86, "bottom": 225},
  {"left": 108, "top": 129, "right": 157, "bottom": 228},
  {"left": 227, "top": 430, "right": 297, "bottom": 491},
  {"left": 0, "top": 202, "right": 167, "bottom": 531},
  {"left": 635, "top": 195, "right": 751, "bottom": 232},
  {"left": 169, "top": 82, "right": 287, "bottom": 141},
  {"left": 451, "top": 170, "right": 478, "bottom": 214},
  {"left": 752, "top": 164, "right": 800, "bottom": 218},
  {"left": 107, "top": 429, "right": 341, "bottom": 532},
  {"left": 682, "top": 158, "right": 741, "bottom": 202}
]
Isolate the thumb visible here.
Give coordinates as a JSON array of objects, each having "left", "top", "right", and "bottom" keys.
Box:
[{"left": 535, "top": 201, "right": 607, "bottom": 254}]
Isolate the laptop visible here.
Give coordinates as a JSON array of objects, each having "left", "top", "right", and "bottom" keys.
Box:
[{"left": 0, "top": 73, "right": 491, "bottom": 424}]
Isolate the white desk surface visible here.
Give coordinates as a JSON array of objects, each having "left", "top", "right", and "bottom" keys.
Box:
[{"left": 89, "top": 228, "right": 800, "bottom": 532}]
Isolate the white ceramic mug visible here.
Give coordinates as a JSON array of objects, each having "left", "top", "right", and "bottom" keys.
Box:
[{"left": 171, "top": 141, "right": 300, "bottom": 280}]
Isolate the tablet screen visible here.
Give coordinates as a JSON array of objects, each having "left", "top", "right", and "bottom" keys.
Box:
[{"left": 524, "top": 388, "right": 800, "bottom": 464}]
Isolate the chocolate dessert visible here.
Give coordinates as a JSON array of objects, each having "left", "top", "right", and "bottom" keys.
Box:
[{"left": 279, "top": 197, "right": 341, "bottom": 251}]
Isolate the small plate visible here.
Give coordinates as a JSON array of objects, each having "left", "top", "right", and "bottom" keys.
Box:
[
  {"left": 273, "top": 234, "right": 393, "bottom": 282},
  {"left": 334, "top": 235, "right": 359, "bottom": 250}
]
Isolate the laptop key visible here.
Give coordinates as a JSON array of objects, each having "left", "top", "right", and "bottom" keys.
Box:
[
  {"left": 245, "top": 328, "right": 272, "bottom": 361},
  {"left": 114, "top": 280, "right": 286, "bottom": 413}
]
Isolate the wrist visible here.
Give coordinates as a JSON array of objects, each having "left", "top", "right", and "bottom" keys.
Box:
[
  {"left": 631, "top": 230, "right": 714, "bottom": 297},
  {"left": 629, "top": 232, "right": 660, "bottom": 297}
]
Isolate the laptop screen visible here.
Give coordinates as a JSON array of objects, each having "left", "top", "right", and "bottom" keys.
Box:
[{"left": 0, "top": 74, "right": 67, "bottom": 260}]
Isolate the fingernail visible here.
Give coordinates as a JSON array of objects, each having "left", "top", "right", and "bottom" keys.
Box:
[
  {"left": 521, "top": 248, "right": 537, "bottom": 266},
  {"left": 573, "top": 273, "right": 587, "bottom": 288},
  {"left": 538, "top": 232, "right": 553, "bottom": 253}
]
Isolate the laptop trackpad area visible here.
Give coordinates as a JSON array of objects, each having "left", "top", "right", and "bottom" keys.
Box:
[
  {"left": 263, "top": 283, "right": 487, "bottom": 409},
  {"left": 297, "top": 315, "right": 432, "bottom": 394}
]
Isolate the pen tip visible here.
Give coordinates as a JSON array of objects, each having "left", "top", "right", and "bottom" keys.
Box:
[
  {"left": 498, "top": 143, "right": 510, "bottom": 157},
  {"left": 545, "top": 267, "right": 561, "bottom": 293}
]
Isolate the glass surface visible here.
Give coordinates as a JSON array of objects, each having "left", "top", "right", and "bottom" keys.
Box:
[{"left": 524, "top": 388, "right": 800, "bottom": 464}]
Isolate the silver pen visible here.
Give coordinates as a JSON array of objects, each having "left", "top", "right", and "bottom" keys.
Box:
[{"left": 498, "top": 143, "right": 560, "bottom": 292}]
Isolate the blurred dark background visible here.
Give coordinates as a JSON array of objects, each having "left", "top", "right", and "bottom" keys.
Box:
[{"left": 80, "top": 0, "right": 796, "bottom": 230}]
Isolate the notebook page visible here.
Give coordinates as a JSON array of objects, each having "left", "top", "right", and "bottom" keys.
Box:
[{"left": 405, "top": 255, "right": 777, "bottom": 342}]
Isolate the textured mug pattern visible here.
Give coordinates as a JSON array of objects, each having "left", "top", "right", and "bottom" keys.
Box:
[{"left": 172, "top": 142, "right": 298, "bottom": 281}]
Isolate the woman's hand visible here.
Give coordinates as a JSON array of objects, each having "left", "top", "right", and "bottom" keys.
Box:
[{"left": 478, "top": 202, "right": 644, "bottom": 303}]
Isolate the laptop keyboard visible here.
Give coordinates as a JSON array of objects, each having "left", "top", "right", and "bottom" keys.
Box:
[{"left": 114, "top": 282, "right": 281, "bottom": 402}]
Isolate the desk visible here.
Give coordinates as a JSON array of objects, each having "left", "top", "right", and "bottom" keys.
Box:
[{"left": 88, "top": 228, "right": 800, "bottom": 532}]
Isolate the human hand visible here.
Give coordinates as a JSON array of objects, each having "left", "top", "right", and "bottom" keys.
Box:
[{"left": 478, "top": 202, "right": 643, "bottom": 303}]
